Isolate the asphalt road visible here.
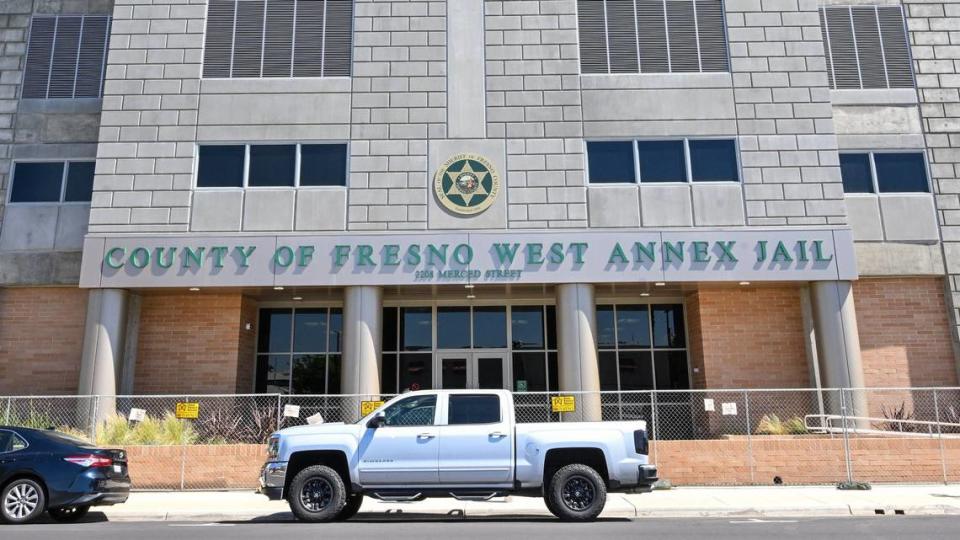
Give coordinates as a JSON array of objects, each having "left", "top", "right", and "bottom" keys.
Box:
[{"left": 1, "top": 515, "right": 958, "bottom": 539}]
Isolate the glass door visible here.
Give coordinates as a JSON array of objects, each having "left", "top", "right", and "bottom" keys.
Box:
[{"left": 436, "top": 352, "right": 510, "bottom": 390}]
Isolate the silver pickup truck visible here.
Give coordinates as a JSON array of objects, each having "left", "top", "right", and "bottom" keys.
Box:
[{"left": 260, "top": 389, "right": 657, "bottom": 522}]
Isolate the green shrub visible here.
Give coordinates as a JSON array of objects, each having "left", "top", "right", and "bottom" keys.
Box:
[
  {"left": 96, "top": 413, "right": 198, "bottom": 446},
  {"left": 756, "top": 414, "right": 808, "bottom": 435}
]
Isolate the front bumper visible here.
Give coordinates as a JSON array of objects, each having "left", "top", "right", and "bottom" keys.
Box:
[{"left": 258, "top": 461, "right": 287, "bottom": 500}]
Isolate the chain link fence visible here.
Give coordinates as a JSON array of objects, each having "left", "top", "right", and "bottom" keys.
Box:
[{"left": 2, "top": 388, "right": 959, "bottom": 489}]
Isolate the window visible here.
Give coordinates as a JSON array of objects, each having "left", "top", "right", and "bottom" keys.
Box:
[
  {"left": 448, "top": 395, "right": 501, "bottom": 425},
  {"left": 382, "top": 394, "right": 436, "bottom": 427},
  {"left": 839, "top": 152, "right": 929, "bottom": 194},
  {"left": 196, "top": 143, "right": 348, "bottom": 188},
  {"left": 0, "top": 431, "right": 28, "bottom": 453},
  {"left": 587, "top": 139, "right": 739, "bottom": 183},
  {"left": 203, "top": 0, "right": 354, "bottom": 78},
  {"left": 22, "top": 15, "right": 111, "bottom": 99},
  {"left": 255, "top": 307, "right": 343, "bottom": 393},
  {"left": 597, "top": 304, "right": 689, "bottom": 392},
  {"left": 9, "top": 161, "right": 95, "bottom": 203},
  {"left": 577, "top": 0, "right": 729, "bottom": 75},
  {"left": 511, "top": 306, "right": 558, "bottom": 393},
  {"left": 819, "top": 6, "right": 914, "bottom": 90}
]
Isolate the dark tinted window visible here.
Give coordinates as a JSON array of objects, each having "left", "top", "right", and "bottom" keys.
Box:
[
  {"left": 839, "top": 153, "right": 873, "bottom": 193},
  {"left": 448, "top": 395, "right": 501, "bottom": 425},
  {"left": 616, "top": 305, "right": 651, "bottom": 348},
  {"left": 328, "top": 309, "right": 342, "bottom": 353},
  {"left": 597, "top": 305, "right": 616, "bottom": 349},
  {"left": 587, "top": 141, "right": 636, "bottom": 183},
  {"left": 383, "top": 394, "right": 436, "bottom": 426},
  {"left": 382, "top": 307, "right": 398, "bottom": 352},
  {"left": 197, "top": 145, "right": 244, "bottom": 187},
  {"left": 399, "top": 353, "right": 432, "bottom": 391},
  {"left": 637, "top": 140, "right": 685, "bottom": 182},
  {"left": 291, "top": 354, "right": 326, "bottom": 394},
  {"left": 654, "top": 351, "right": 689, "bottom": 390},
  {"left": 381, "top": 353, "right": 398, "bottom": 393},
  {"left": 512, "top": 352, "right": 547, "bottom": 392},
  {"left": 473, "top": 307, "right": 507, "bottom": 348},
  {"left": 511, "top": 306, "right": 544, "bottom": 350},
  {"left": 689, "top": 140, "right": 738, "bottom": 181},
  {"left": 437, "top": 307, "right": 470, "bottom": 349},
  {"left": 301, "top": 144, "right": 347, "bottom": 186},
  {"left": 0, "top": 431, "right": 26, "bottom": 452},
  {"left": 10, "top": 162, "right": 63, "bottom": 202},
  {"left": 258, "top": 309, "right": 292, "bottom": 353},
  {"left": 401, "top": 307, "right": 432, "bottom": 351},
  {"left": 618, "top": 350, "right": 654, "bottom": 390},
  {"left": 293, "top": 309, "right": 327, "bottom": 353},
  {"left": 599, "top": 350, "right": 619, "bottom": 390},
  {"left": 875, "top": 153, "right": 928, "bottom": 193},
  {"left": 255, "top": 354, "right": 291, "bottom": 393},
  {"left": 64, "top": 161, "right": 95, "bottom": 202},
  {"left": 249, "top": 144, "right": 296, "bottom": 187},
  {"left": 652, "top": 305, "right": 685, "bottom": 348}
]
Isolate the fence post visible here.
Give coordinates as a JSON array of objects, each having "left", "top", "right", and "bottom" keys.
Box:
[
  {"left": 89, "top": 396, "right": 100, "bottom": 441},
  {"left": 3, "top": 397, "right": 10, "bottom": 425},
  {"left": 276, "top": 394, "right": 283, "bottom": 429},
  {"left": 840, "top": 389, "right": 854, "bottom": 484},
  {"left": 744, "top": 391, "right": 755, "bottom": 485},
  {"left": 650, "top": 390, "right": 659, "bottom": 467},
  {"left": 180, "top": 396, "right": 189, "bottom": 491},
  {"left": 934, "top": 389, "right": 947, "bottom": 484}
]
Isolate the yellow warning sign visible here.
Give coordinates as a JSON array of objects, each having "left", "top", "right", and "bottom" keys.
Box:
[
  {"left": 551, "top": 396, "right": 576, "bottom": 413},
  {"left": 360, "top": 400, "right": 385, "bottom": 416},
  {"left": 174, "top": 402, "right": 199, "bottom": 419}
]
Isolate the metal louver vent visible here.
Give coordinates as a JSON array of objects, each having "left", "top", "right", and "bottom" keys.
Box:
[
  {"left": 203, "top": 0, "right": 352, "bottom": 78},
  {"left": 819, "top": 6, "right": 914, "bottom": 90},
  {"left": 577, "top": 0, "right": 728, "bottom": 74},
  {"left": 22, "top": 15, "right": 111, "bottom": 99}
]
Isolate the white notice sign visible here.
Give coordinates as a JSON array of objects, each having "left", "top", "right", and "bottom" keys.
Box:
[
  {"left": 703, "top": 399, "right": 715, "bottom": 412},
  {"left": 306, "top": 413, "right": 325, "bottom": 425},
  {"left": 722, "top": 402, "right": 738, "bottom": 416},
  {"left": 128, "top": 408, "right": 146, "bottom": 422},
  {"left": 283, "top": 404, "right": 301, "bottom": 418}
]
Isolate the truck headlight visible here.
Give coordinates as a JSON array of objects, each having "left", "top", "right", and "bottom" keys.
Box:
[{"left": 267, "top": 435, "right": 280, "bottom": 459}]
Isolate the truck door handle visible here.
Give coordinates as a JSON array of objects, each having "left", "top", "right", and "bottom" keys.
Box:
[
  {"left": 489, "top": 432, "right": 507, "bottom": 439},
  {"left": 417, "top": 433, "right": 435, "bottom": 440}
]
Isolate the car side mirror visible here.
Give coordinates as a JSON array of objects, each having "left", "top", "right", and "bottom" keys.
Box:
[{"left": 367, "top": 413, "right": 386, "bottom": 429}]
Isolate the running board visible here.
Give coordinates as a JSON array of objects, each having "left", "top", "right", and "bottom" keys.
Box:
[
  {"left": 370, "top": 492, "right": 424, "bottom": 502},
  {"left": 449, "top": 491, "right": 502, "bottom": 501}
]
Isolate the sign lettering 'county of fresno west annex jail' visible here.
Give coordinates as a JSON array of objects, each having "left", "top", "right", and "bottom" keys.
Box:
[{"left": 79, "top": 229, "right": 857, "bottom": 289}]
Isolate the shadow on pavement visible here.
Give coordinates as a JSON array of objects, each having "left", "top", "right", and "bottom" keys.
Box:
[{"left": 239, "top": 511, "right": 631, "bottom": 524}]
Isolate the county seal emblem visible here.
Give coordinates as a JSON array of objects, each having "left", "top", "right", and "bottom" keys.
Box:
[{"left": 434, "top": 154, "right": 500, "bottom": 215}]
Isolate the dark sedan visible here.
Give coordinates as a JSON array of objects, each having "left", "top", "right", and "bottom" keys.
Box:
[{"left": 0, "top": 426, "right": 130, "bottom": 524}]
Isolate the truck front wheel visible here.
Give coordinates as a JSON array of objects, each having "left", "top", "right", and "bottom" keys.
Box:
[
  {"left": 288, "top": 465, "right": 347, "bottom": 523},
  {"left": 545, "top": 464, "right": 607, "bottom": 522}
]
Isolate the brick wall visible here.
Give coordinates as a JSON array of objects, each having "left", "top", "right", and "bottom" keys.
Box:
[
  {"left": 855, "top": 277, "right": 958, "bottom": 388},
  {"left": 685, "top": 286, "right": 810, "bottom": 389},
  {"left": 133, "top": 292, "right": 257, "bottom": 394},
  {"left": 0, "top": 287, "right": 87, "bottom": 395}
]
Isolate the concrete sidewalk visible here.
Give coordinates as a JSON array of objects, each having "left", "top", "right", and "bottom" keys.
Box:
[{"left": 98, "top": 485, "right": 960, "bottom": 522}]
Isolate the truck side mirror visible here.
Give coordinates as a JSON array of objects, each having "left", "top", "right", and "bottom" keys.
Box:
[{"left": 367, "top": 413, "right": 385, "bottom": 429}]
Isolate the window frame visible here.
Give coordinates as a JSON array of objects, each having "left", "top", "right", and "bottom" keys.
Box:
[
  {"left": 585, "top": 137, "right": 742, "bottom": 185},
  {"left": 193, "top": 142, "right": 350, "bottom": 190},
  {"left": 253, "top": 305, "right": 344, "bottom": 394},
  {"left": 6, "top": 159, "right": 96, "bottom": 206},
  {"left": 838, "top": 150, "right": 932, "bottom": 196},
  {"left": 446, "top": 394, "right": 503, "bottom": 426},
  {"left": 0, "top": 430, "right": 29, "bottom": 454}
]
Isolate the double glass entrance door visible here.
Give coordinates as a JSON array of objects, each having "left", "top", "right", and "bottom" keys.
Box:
[{"left": 436, "top": 352, "right": 509, "bottom": 390}]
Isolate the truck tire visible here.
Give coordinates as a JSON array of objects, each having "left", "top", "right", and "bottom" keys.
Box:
[
  {"left": 288, "top": 465, "right": 347, "bottom": 523},
  {"left": 336, "top": 494, "right": 363, "bottom": 521},
  {"left": 545, "top": 464, "right": 607, "bottom": 522}
]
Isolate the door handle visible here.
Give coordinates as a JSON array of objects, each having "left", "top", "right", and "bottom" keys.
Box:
[
  {"left": 489, "top": 432, "right": 507, "bottom": 439},
  {"left": 417, "top": 433, "right": 435, "bottom": 440}
]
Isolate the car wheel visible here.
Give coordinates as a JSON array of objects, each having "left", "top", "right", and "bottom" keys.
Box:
[
  {"left": 336, "top": 494, "right": 363, "bottom": 521},
  {"left": 1, "top": 478, "right": 46, "bottom": 524},
  {"left": 545, "top": 464, "right": 607, "bottom": 522},
  {"left": 48, "top": 505, "right": 90, "bottom": 523},
  {"left": 288, "top": 465, "right": 347, "bottom": 523}
]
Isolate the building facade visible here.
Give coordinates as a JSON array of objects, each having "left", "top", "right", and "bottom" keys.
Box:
[{"left": 0, "top": 0, "right": 958, "bottom": 414}]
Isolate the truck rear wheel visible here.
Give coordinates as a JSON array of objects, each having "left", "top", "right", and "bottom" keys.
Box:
[
  {"left": 545, "top": 464, "right": 607, "bottom": 522},
  {"left": 288, "top": 465, "right": 347, "bottom": 523}
]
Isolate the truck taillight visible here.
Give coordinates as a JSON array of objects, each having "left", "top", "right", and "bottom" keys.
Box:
[
  {"left": 64, "top": 454, "right": 113, "bottom": 468},
  {"left": 633, "top": 430, "right": 649, "bottom": 456}
]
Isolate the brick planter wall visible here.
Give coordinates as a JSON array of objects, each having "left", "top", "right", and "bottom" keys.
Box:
[{"left": 121, "top": 438, "right": 960, "bottom": 490}]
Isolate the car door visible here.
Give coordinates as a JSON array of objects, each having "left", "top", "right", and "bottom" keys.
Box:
[
  {"left": 438, "top": 394, "right": 514, "bottom": 485},
  {"left": 0, "top": 430, "right": 30, "bottom": 483},
  {"left": 357, "top": 394, "right": 440, "bottom": 486}
]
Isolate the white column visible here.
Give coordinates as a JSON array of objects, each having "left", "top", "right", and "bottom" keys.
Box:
[
  {"left": 556, "top": 283, "right": 602, "bottom": 422},
  {"left": 447, "top": 0, "right": 486, "bottom": 138},
  {"left": 78, "top": 289, "right": 129, "bottom": 421},
  {"left": 341, "top": 286, "right": 383, "bottom": 397},
  {"left": 811, "top": 281, "right": 868, "bottom": 419}
]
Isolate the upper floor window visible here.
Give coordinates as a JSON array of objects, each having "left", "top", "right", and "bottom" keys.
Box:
[
  {"left": 577, "top": 0, "right": 729, "bottom": 75},
  {"left": 587, "top": 138, "right": 739, "bottom": 183},
  {"left": 819, "top": 6, "right": 914, "bottom": 90},
  {"left": 840, "top": 151, "right": 929, "bottom": 194},
  {"left": 8, "top": 161, "right": 94, "bottom": 203},
  {"left": 22, "top": 15, "right": 111, "bottom": 99},
  {"left": 203, "top": 0, "right": 354, "bottom": 78},
  {"left": 196, "top": 143, "right": 348, "bottom": 188}
]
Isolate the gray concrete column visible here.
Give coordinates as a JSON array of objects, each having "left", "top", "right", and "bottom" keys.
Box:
[
  {"left": 556, "top": 283, "right": 602, "bottom": 422},
  {"left": 341, "top": 286, "right": 383, "bottom": 397},
  {"left": 811, "top": 281, "right": 869, "bottom": 419},
  {"left": 78, "top": 289, "right": 129, "bottom": 422}
]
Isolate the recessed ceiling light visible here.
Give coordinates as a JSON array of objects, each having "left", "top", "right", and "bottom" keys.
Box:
[
  {"left": 273, "top": 286, "right": 284, "bottom": 291},
  {"left": 464, "top": 284, "right": 475, "bottom": 289},
  {"left": 466, "top": 294, "right": 476, "bottom": 299},
  {"left": 292, "top": 296, "right": 303, "bottom": 301},
  {"left": 739, "top": 281, "right": 751, "bottom": 286},
  {"left": 188, "top": 287, "right": 200, "bottom": 292},
  {"left": 640, "top": 292, "right": 650, "bottom": 297},
  {"left": 655, "top": 282, "right": 666, "bottom": 287}
]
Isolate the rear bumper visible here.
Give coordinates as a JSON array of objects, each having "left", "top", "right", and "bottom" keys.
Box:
[
  {"left": 638, "top": 464, "right": 658, "bottom": 485},
  {"left": 58, "top": 476, "right": 131, "bottom": 507}
]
